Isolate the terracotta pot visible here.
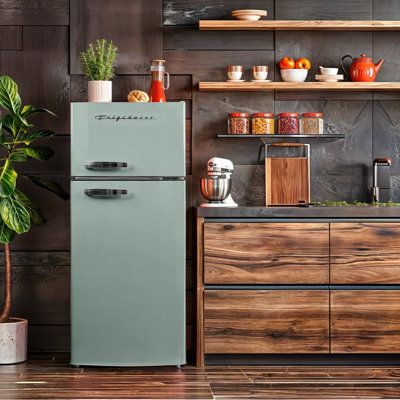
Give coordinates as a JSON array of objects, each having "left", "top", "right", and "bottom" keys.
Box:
[
  {"left": 0, "top": 318, "right": 28, "bottom": 364},
  {"left": 88, "top": 81, "right": 112, "bottom": 102}
]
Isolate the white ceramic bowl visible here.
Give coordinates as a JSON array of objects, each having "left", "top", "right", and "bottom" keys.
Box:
[
  {"left": 280, "top": 69, "right": 308, "bottom": 82},
  {"left": 319, "top": 66, "right": 339, "bottom": 75}
]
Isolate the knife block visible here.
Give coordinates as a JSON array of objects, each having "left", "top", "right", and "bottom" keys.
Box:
[{"left": 265, "top": 143, "right": 310, "bottom": 206}]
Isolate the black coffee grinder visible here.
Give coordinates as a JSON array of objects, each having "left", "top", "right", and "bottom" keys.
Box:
[{"left": 372, "top": 158, "right": 391, "bottom": 203}]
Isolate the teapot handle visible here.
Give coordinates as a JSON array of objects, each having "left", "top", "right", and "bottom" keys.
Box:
[{"left": 341, "top": 55, "right": 353, "bottom": 81}]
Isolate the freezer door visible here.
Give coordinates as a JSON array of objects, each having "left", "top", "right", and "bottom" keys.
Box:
[
  {"left": 71, "top": 180, "right": 186, "bottom": 366},
  {"left": 71, "top": 102, "right": 185, "bottom": 177}
]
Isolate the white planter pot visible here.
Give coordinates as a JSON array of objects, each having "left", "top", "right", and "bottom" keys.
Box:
[
  {"left": 0, "top": 318, "right": 28, "bottom": 364},
  {"left": 88, "top": 81, "right": 112, "bottom": 102}
]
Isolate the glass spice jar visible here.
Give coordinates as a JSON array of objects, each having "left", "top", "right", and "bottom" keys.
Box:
[
  {"left": 251, "top": 113, "right": 274, "bottom": 135},
  {"left": 228, "top": 112, "right": 250, "bottom": 134},
  {"left": 278, "top": 112, "right": 299, "bottom": 135},
  {"left": 301, "top": 112, "right": 324, "bottom": 135}
]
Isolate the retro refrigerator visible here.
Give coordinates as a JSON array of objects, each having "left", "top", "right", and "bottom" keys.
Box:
[{"left": 70, "top": 102, "right": 186, "bottom": 366}]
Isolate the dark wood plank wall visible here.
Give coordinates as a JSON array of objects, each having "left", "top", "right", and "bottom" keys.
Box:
[{"left": 0, "top": 0, "right": 400, "bottom": 357}]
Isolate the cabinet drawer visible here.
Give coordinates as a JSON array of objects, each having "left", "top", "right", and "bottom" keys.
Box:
[
  {"left": 331, "top": 290, "right": 400, "bottom": 353},
  {"left": 204, "top": 223, "right": 329, "bottom": 284},
  {"left": 331, "top": 223, "right": 400, "bottom": 284},
  {"left": 204, "top": 290, "right": 329, "bottom": 354}
]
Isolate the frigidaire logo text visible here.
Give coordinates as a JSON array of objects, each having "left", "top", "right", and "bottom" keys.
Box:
[{"left": 95, "top": 115, "right": 156, "bottom": 122}]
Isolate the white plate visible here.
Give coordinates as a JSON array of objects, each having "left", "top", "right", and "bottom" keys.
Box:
[
  {"left": 234, "top": 15, "right": 261, "bottom": 21},
  {"left": 226, "top": 79, "right": 246, "bottom": 82},
  {"left": 251, "top": 79, "right": 272, "bottom": 82},
  {"left": 315, "top": 74, "right": 344, "bottom": 80},
  {"left": 232, "top": 9, "right": 267, "bottom": 15},
  {"left": 315, "top": 77, "right": 344, "bottom": 82}
]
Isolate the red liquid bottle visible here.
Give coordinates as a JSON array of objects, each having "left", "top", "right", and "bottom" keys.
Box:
[{"left": 149, "top": 59, "right": 170, "bottom": 102}]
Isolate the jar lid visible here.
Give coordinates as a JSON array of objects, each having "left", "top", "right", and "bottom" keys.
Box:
[
  {"left": 302, "top": 112, "right": 323, "bottom": 118},
  {"left": 252, "top": 113, "right": 274, "bottom": 117},
  {"left": 229, "top": 112, "right": 249, "bottom": 117},
  {"left": 278, "top": 112, "right": 299, "bottom": 117}
]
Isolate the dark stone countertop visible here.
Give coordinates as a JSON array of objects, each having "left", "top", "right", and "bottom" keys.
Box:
[{"left": 196, "top": 206, "right": 400, "bottom": 219}]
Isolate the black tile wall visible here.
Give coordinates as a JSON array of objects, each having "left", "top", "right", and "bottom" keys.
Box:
[{"left": 276, "top": 0, "right": 372, "bottom": 20}]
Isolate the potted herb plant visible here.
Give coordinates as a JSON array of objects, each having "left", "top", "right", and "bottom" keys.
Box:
[
  {"left": 0, "top": 75, "right": 69, "bottom": 364},
  {"left": 80, "top": 38, "right": 118, "bottom": 102}
]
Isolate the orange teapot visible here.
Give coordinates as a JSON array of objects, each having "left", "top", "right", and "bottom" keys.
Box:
[{"left": 341, "top": 54, "right": 383, "bottom": 82}]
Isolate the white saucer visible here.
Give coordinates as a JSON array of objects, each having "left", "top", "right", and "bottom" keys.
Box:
[
  {"left": 226, "top": 79, "right": 245, "bottom": 82},
  {"left": 315, "top": 74, "right": 344, "bottom": 82},
  {"left": 251, "top": 79, "right": 272, "bottom": 82}
]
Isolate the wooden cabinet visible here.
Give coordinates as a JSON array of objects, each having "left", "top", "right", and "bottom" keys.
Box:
[
  {"left": 204, "top": 223, "right": 329, "bottom": 284},
  {"left": 331, "top": 290, "right": 400, "bottom": 353},
  {"left": 331, "top": 223, "right": 400, "bottom": 284},
  {"left": 204, "top": 290, "right": 329, "bottom": 354},
  {"left": 197, "top": 218, "right": 400, "bottom": 366}
]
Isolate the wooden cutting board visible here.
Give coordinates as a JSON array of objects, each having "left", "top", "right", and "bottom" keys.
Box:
[{"left": 266, "top": 157, "right": 310, "bottom": 206}]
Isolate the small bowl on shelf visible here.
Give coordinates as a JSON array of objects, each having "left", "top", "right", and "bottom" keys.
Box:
[
  {"left": 232, "top": 9, "right": 267, "bottom": 21},
  {"left": 319, "top": 66, "right": 339, "bottom": 75},
  {"left": 280, "top": 69, "right": 308, "bottom": 82}
]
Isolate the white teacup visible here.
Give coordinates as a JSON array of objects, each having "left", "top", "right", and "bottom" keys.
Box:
[
  {"left": 227, "top": 65, "right": 243, "bottom": 81},
  {"left": 253, "top": 65, "right": 269, "bottom": 80},
  {"left": 319, "top": 66, "right": 339, "bottom": 76},
  {"left": 253, "top": 71, "right": 268, "bottom": 80},
  {"left": 228, "top": 71, "right": 243, "bottom": 80}
]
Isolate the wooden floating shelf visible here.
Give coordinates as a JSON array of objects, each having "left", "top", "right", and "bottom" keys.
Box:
[
  {"left": 217, "top": 134, "right": 345, "bottom": 139},
  {"left": 199, "top": 81, "right": 400, "bottom": 92},
  {"left": 199, "top": 20, "right": 400, "bottom": 31}
]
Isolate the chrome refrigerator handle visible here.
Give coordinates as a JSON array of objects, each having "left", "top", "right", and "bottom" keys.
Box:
[
  {"left": 84, "top": 189, "right": 128, "bottom": 198},
  {"left": 85, "top": 162, "right": 128, "bottom": 170}
]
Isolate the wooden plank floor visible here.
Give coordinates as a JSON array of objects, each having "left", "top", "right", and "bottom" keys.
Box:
[{"left": 0, "top": 354, "right": 400, "bottom": 399}]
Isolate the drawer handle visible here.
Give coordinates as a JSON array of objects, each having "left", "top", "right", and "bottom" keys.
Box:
[
  {"left": 84, "top": 189, "right": 128, "bottom": 198},
  {"left": 85, "top": 161, "right": 128, "bottom": 170}
]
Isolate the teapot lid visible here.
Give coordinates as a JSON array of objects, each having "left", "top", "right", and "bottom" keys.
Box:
[{"left": 355, "top": 54, "right": 372, "bottom": 62}]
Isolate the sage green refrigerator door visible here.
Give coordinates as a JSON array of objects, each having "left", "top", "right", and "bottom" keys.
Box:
[
  {"left": 71, "top": 102, "right": 185, "bottom": 177},
  {"left": 71, "top": 180, "right": 186, "bottom": 366}
]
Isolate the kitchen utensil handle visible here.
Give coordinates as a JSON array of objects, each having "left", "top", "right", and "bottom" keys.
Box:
[
  {"left": 270, "top": 143, "right": 306, "bottom": 147},
  {"left": 341, "top": 55, "right": 353, "bottom": 81},
  {"left": 85, "top": 161, "right": 128, "bottom": 170},
  {"left": 84, "top": 189, "right": 128, "bottom": 198}
]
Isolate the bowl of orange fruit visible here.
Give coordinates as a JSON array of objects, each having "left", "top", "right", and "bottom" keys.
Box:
[{"left": 279, "top": 57, "right": 311, "bottom": 82}]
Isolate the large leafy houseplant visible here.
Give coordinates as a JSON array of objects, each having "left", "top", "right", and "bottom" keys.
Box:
[{"left": 0, "top": 75, "right": 69, "bottom": 324}]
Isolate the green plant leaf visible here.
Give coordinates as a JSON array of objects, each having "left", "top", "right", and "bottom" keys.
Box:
[
  {"left": 0, "top": 159, "right": 17, "bottom": 197},
  {"left": 15, "top": 146, "right": 54, "bottom": 160},
  {"left": 0, "top": 219, "right": 15, "bottom": 243},
  {"left": 0, "top": 76, "right": 21, "bottom": 114},
  {"left": 25, "top": 175, "right": 69, "bottom": 200},
  {"left": 21, "top": 105, "right": 59, "bottom": 120},
  {"left": 2, "top": 113, "right": 30, "bottom": 136},
  {"left": 9, "top": 149, "right": 29, "bottom": 162},
  {"left": 14, "top": 190, "right": 46, "bottom": 225},
  {"left": 18, "top": 130, "right": 55, "bottom": 145},
  {"left": 0, "top": 196, "right": 30, "bottom": 233}
]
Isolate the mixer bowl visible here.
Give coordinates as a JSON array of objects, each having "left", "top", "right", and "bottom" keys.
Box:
[{"left": 200, "top": 176, "right": 232, "bottom": 202}]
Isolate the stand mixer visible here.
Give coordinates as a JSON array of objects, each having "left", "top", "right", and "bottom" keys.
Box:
[{"left": 200, "top": 157, "right": 238, "bottom": 207}]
